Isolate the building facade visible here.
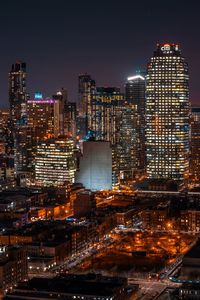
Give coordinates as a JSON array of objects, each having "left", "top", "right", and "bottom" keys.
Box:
[
  {"left": 125, "top": 75, "right": 146, "bottom": 174},
  {"left": 90, "top": 87, "right": 124, "bottom": 144},
  {"left": 190, "top": 107, "right": 200, "bottom": 182},
  {"left": 78, "top": 74, "right": 96, "bottom": 137},
  {"left": 35, "top": 137, "right": 76, "bottom": 186},
  {"left": 9, "top": 62, "right": 28, "bottom": 175},
  {"left": 146, "top": 43, "right": 190, "bottom": 181},
  {"left": 76, "top": 141, "right": 113, "bottom": 190}
]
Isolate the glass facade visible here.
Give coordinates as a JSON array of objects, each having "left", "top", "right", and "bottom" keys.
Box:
[
  {"left": 35, "top": 137, "right": 76, "bottom": 186},
  {"left": 146, "top": 44, "right": 190, "bottom": 180},
  {"left": 190, "top": 107, "right": 200, "bottom": 181}
]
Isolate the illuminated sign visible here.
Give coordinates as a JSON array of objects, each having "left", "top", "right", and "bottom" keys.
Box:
[
  {"left": 161, "top": 44, "right": 179, "bottom": 52},
  {"left": 161, "top": 44, "right": 171, "bottom": 52},
  {"left": 34, "top": 92, "right": 43, "bottom": 99},
  {"left": 28, "top": 99, "right": 56, "bottom": 104}
]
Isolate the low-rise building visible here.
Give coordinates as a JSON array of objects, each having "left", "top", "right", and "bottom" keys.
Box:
[
  {"left": 73, "top": 189, "right": 96, "bottom": 218},
  {"left": 180, "top": 210, "right": 200, "bottom": 232},
  {"left": 0, "top": 246, "right": 27, "bottom": 294},
  {"left": 4, "top": 274, "right": 128, "bottom": 300}
]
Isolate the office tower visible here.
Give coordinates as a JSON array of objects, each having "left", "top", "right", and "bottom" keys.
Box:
[
  {"left": 125, "top": 74, "right": 145, "bottom": 105},
  {"left": 27, "top": 94, "right": 64, "bottom": 139},
  {"left": 117, "top": 103, "right": 139, "bottom": 180},
  {"left": 76, "top": 141, "right": 113, "bottom": 190},
  {"left": 78, "top": 74, "right": 95, "bottom": 138},
  {"left": 124, "top": 74, "right": 146, "bottom": 176},
  {"left": 146, "top": 43, "right": 190, "bottom": 181},
  {"left": 9, "top": 62, "right": 27, "bottom": 129},
  {"left": 27, "top": 94, "right": 68, "bottom": 175},
  {"left": 78, "top": 74, "right": 96, "bottom": 116},
  {"left": 90, "top": 87, "right": 124, "bottom": 144},
  {"left": 190, "top": 107, "right": 200, "bottom": 182},
  {"left": 9, "top": 62, "right": 28, "bottom": 175},
  {"left": 65, "top": 102, "right": 77, "bottom": 141},
  {"left": 35, "top": 137, "right": 76, "bottom": 186},
  {"left": 52, "top": 88, "right": 68, "bottom": 136}
]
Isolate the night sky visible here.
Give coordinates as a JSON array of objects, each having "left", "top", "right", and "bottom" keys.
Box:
[{"left": 0, "top": 0, "right": 199, "bottom": 107}]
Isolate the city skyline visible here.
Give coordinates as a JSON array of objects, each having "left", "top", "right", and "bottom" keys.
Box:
[
  {"left": 0, "top": 0, "right": 200, "bottom": 107},
  {"left": 0, "top": 2, "right": 200, "bottom": 297}
]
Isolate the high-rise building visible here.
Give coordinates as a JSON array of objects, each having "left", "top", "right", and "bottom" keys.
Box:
[
  {"left": 35, "top": 137, "right": 76, "bottom": 186},
  {"left": 76, "top": 141, "right": 113, "bottom": 190},
  {"left": 78, "top": 74, "right": 96, "bottom": 116},
  {"left": 27, "top": 95, "right": 62, "bottom": 139},
  {"left": 52, "top": 88, "right": 68, "bottom": 136},
  {"left": 88, "top": 87, "right": 124, "bottom": 186},
  {"left": 146, "top": 43, "right": 190, "bottom": 181},
  {"left": 9, "top": 62, "right": 27, "bottom": 129},
  {"left": 124, "top": 74, "right": 146, "bottom": 176},
  {"left": 9, "top": 62, "right": 28, "bottom": 175},
  {"left": 78, "top": 74, "right": 96, "bottom": 138},
  {"left": 65, "top": 102, "right": 77, "bottom": 141},
  {"left": 117, "top": 103, "right": 139, "bottom": 180},
  {"left": 125, "top": 74, "right": 145, "bottom": 105},
  {"left": 27, "top": 95, "right": 64, "bottom": 174},
  {"left": 90, "top": 87, "right": 124, "bottom": 144},
  {"left": 190, "top": 106, "right": 200, "bottom": 182}
]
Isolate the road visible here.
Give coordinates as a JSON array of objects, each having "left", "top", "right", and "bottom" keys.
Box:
[
  {"left": 51, "top": 236, "right": 115, "bottom": 274},
  {"left": 128, "top": 278, "right": 180, "bottom": 300}
]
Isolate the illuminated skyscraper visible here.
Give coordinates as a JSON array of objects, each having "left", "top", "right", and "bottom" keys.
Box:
[
  {"left": 9, "top": 62, "right": 27, "bottom": 129},
  {"left": 89, "top": 87, "right": 124, "bottom": 186},
  {"left": 26, "top": 94, "right": 66, "bottom": 174},
  {"left": 65, "top": 102, "right": 77, "bottom": 141},
  {"left": 27, "top": 96, "right": 61, "bottom": 139},
  {"left": 146, "top": 43, "right": 190, "bottom": 181},
  {"left": 78, "top": 74, "right": 95, "bottom": 140},
  {"left": 9, "top": 62, "right": 28, "bottom": 174},
  {"left": 78, "top": 74, "right": 95, "bottom": 115},
  {"left": 90, "top": 87, "right": 124, "bottom": 144},
  {"left": 117, "top": 103, "right": 139, "bottom": 180},
  {"left": 125, "top": 75, "right": 146, "bottom": 174},
  {"left": 35, "top": 137, "right": 76, "bottom": 186},
  {"left": 190, "top": 107, "right": 200, "bottom": 182},
  {"left": 52, "top": 88, "right": 68, "bottom": 136}
]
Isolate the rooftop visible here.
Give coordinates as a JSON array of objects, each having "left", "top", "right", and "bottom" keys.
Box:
[{"left": 6, "top": 274, "right": 127, "bottom": 297}]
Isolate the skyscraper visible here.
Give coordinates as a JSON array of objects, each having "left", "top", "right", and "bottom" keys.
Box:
[
  {"left": 90, "top": 87, "right": 124, "bottom": 144},
  {"left": 9, "top": 62, "right": 28, "bottom": 175},
  {"left": 190, "top": 107, "right": 200, "bottom": 182},
  {"left": 26, "top": 94, "right": 66, "bottom": 174},
  {"left": 9, "top": 62, "right": 27, "bottom": 128},
  {"left": 52, "top": 88, "right": 68, "bottom": 136},
  {"left": 117, "top": 103, "right": 139, "bottom": 180},
  {"left": 78, "top": 74, "right": 96, "bottom": 117},
  {"left": 78, "top": 74, "right": 95, "bottom": 138},
  {"left": 146, "top": 43, "right": 190, "bottom": 181},
  {"left": 35, "top": 137, "right": 76, "bottom": 186},
  {"left": 125, "top": 75, "right": 146, "bottom": 174}
]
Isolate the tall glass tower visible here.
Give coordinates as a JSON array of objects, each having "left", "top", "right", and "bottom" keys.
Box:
[
  {"left": 9, "top": 62, "right": 28, "bottom": 175},
  {"left": 146, "top": 44, "right": 190, "bottom": 181},
  {"left": 9, "top": 62, "right": 27, "bottom": 129},
  {"left": 125, "top": 75, "right": 146, "bottom": 174}
]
